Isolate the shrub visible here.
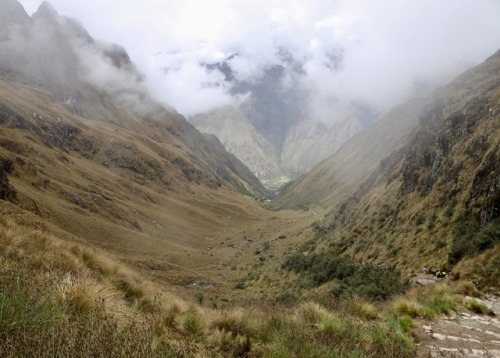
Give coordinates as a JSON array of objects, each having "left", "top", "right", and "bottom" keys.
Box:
[
  {"left": 284, "top": 253, "right": 408, "bottom": 300},
  {"left": 234, "top": 281, "right": 246, "bottom": 290},
  {"left": 445, "top": 199, "right": 457, "bottom": 218},
  {"left": 448, "top": 217, "right": 499, "bottom": 265},
  {"left": 435, "top": 239, "right": 446, "bottom": 249}
]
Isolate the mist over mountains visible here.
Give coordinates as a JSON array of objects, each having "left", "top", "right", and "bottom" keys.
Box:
[
  {"left": 0, "top": 0, "right": 269, "bottom": 198},
  {"left": 0, "top": 0, "right": 152, "bottom": 117},
  {"left": 190, "top": 50, "right": 377, "bottom": 187},
  {"left": 1, "top": 1, "right": 500, "bottom": 356},
  {"left": 13, "top": 0, "right": 500, "bottom": 188}
]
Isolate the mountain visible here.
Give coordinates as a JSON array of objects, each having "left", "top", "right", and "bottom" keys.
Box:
[
  {"left": 190, "top": 54, "right": 374, "bottom": 190},
  {"left": 277, "top": 49, "right": 500, "bottom": 287},
  {"left": 0, "top": 0, "right": 267, "bottom": 195},
  {"left": 272, "top": 96, "right": 427, "bottom": 209},
  {"left": 0, "top": 0, "right": 276, "bottom": 283},
  {"left": 1, "top": 2, "right": 500, "bottom": 355}
]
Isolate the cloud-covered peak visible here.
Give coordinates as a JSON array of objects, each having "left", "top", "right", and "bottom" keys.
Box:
[
  {"left": 0, "top": 0, "right": 30, "bottom": 27},
  {"left": 34, "top": 0, "right": 56, "bottom": 16},
  {"left": 15, "top": 0, "right": 500, "bottom": 117}
]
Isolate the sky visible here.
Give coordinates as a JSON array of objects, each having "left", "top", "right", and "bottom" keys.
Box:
[{"left": 17, "top": 0, "right": 500, "bottom": 117}]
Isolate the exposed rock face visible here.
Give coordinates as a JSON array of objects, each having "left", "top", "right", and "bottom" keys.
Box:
[
  {"left": 396, "top": 77, "right": 500, "bottom": 225},
  {"left": 191, "top": 103, "right": 367, "bottom": 189},
  {"left": 191, "top": 55, "right": 375, "bottom": 189},
  {"left": 0, "top": 157, "right": 16, "bottom": 202},
  {"left": 280, "top": 112, "right": 364, "bottom": 178},
  {"left": 0, "top": 0, "right": 269, "bottom": 198},
  {"left": 275, "top": 48, "right": 500, "bottom": 277}
]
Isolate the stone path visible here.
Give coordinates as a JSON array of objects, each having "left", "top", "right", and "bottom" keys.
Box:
[{"left": 415, "top": 295, "right": 500, "bottom": 357}]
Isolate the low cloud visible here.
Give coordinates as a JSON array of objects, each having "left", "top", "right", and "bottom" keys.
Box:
[{"left": 17, "top": 0, "right": 500, "bottom": 118}]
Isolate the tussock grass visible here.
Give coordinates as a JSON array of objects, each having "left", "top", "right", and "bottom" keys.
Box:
[
  {"left": 163, "top": 303, "right": 182, "bottom": 329},
  {"left": 181, "top": 307, "right": 206, "bottom": 336},
  {"left": 426, "top": 285, "right": 458, "bottom": 315},
  {"left": 350, "top": 296, "right": 380, "bottom": 320},
  {"left": 391, "top": 283, "right": 459, "bottom": 321},
  {"left": 298, "top": 301, "right": 338, "bottom": 326},
  {"left": 210, "top": 308, "right": 257, "bottom": 338},
  {"left": 454, "top": 281, "right": 482, "bottom": 297},
  {"left": 393, "top": 297, "right": 423, "bottom": 318},
  {"left": 465, "top": 298, "right": 495, "bottom": 316},
  {"left": 0, "top": 210, "right": 418, "bottom": 357}
]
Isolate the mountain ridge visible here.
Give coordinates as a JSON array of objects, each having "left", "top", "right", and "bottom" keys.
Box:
[
  {"left": 190, "top": 52, "right": 375, "bottom": 188},
  {"left": 277, "top": 47, "right": 500, "bottom": 287}
]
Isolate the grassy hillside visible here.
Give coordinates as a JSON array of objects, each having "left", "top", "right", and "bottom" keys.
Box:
[
  {"left": 278, "top": 50, "right": 500, "bottom": 290},
  {"left": 272, "top": 97, "right": 426, "bottom": 210},
  {"left": 3, "top": 200, "right": 497, "bottom": 357},
  {"left": 1, "top": 2, "right": 499, "bottom": 355},
  {"left": 0, "top": 200, "right": 450, "bottom": 357}
]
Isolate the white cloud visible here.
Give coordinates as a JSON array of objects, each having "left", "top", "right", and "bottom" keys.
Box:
[{"left": 17, "top": 0, "right": 500, "bottom": 116}]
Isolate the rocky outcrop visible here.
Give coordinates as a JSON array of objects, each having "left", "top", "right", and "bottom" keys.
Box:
[
  {"left": 0, "top": 157, "right": 16, "bottom": 202},
  {"left": 192, "top": 104, "right": 366, "bottom": 188},
  {"left": 277, "top": 48, "right": 500, "bottom": 277}
]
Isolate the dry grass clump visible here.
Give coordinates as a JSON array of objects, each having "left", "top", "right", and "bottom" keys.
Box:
[
  {"left": 393, "top": 297, "right": 424, "bottom": 318},
  {"left": 464, "top": 298, "right": 495, "bottom": 316},
  {"left": 350, "top": 296, "right": 380, "bottom": 320},
  {"left": 391, "top": 283, "right": 459, "bottom": 321},
  {"left": 70, "top": 245, "right": 118, "bottom": 279},
  {"left": 162, "top": 303, "right": 182, "bottom": 329},
  {"left": 210, "top": 308, "right": 258, "bottom": 338},
  {"left": 298, "top": 301, "right": 337, "bottom": 325},
  {"left": 426, "top": 284, "right": 458, "bottom": 315},
  {"left": 254, "top": 302, "right": 414, "bottom": 358},
  {"left": 454, "top": 280, "right": 482, "bottom": 297},
  {"left": 0, "top": 215, "right": 165, "bottom": 357},
  {"left": 181, "top": 306, "right": 206, "bottom": 336}
]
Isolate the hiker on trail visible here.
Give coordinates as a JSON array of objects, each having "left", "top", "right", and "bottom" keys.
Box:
[
  {"left": 422, "top": 266, "right": 428, "bottom": 274},
  {"left": 435, "top": 271, "right": 446, "bottom": 279}
]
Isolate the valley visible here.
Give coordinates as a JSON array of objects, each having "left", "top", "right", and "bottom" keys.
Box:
[{"left": 0, "top": 1, "right": 499, "bottom": 357}]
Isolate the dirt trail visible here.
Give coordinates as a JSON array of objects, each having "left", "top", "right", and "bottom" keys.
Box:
[{"left": 415, "top": 294, "right": 500, "bottom": 357}]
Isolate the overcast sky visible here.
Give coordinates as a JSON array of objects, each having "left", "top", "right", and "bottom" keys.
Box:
[{"left": 18, "top": 0, "right": 500, "bottom": 117}]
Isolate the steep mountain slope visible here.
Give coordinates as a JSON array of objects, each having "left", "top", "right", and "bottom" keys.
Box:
[
  {"left": 0, "top": 0, "right": 277, "bottom": 291},
  {"left": 190, "top": 57, "right": 372, "bottom": 189},
  {"left": 282, "top": 49, "right": 500, "bottom": 287},
  {"left": 190, "top": 105, "right": 280, "bottom": 183},
  {"left": 273, "top": 96, "right": 426, "bottom": 209},
  {"left": 192, "top": 104, "right": 366, "bottom": 190},
  {"left": 0, "top": 0, "right": 267, "bottom": 197}
]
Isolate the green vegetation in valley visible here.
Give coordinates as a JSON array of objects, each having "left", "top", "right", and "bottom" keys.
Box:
[
  {"left": 283, "top": 253, "right": 409, "bottom": 300},
  {"left": 0, "top": 211, "right": 419, "bottom": 357}
]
